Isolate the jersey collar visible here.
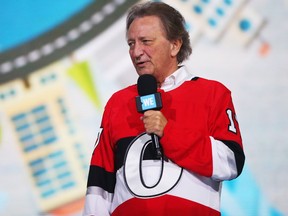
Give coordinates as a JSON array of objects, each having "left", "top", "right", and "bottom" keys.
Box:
[{"left": 160, "top": 66, "right": 195, "bottom": 92}]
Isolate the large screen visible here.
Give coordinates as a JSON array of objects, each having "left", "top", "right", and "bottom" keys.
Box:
[{"left": 0, "top": 0, "right": 287, "bottom": 215}]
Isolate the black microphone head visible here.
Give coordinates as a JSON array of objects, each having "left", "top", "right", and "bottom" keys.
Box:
[{"left": 137, "top": 74, "right": 157, "bottom": 96}]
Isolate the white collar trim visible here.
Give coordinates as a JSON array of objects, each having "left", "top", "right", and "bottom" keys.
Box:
[{"left": 160, "top": 66, "right": 195, "bottom": 91}]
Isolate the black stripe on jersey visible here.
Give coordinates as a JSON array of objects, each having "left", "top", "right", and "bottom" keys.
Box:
[
  {"left": 87, "top": 166, "right": 116, "bottom": 193},
  {"left": 115, "top": 137, "right": 135, "bottom": 171},
  {"left": 191, "top": 77, "right": 199, "bottom": 81},
  {"left": 115, "top": 136, "right": 162, "bottom": 171},
  {"left": 221, "top": 140, "right": 245, "bottom": 176}
]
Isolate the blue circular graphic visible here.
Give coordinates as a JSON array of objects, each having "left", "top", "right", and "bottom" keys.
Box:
[
  {"left": 193, "top": 5, "right": 203, "bottom": 14},
  {"left": 208, "top": 18, "right": 217, "bottom": 27},
  {"left": 216, "top": 7, "right": 225, "bottom": 16},
  {"left": 239, "top": 19, "right": 251, "bottom": 32},
  {"left": 224, "top": 0, "right": 233, "bottom": 6}
]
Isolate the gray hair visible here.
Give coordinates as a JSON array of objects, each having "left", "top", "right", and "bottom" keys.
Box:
[{"left": 126, "top": 1, "right": 192, "bottom": 64}]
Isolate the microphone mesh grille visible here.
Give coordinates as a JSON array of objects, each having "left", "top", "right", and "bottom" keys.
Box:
[{"left": 137, "top": 74, "right": 157, "bottom": 96}]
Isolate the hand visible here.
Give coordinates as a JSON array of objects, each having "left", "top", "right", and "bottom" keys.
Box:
[{"left": 141, "top": 110, "right": 167, "bottom": 137}]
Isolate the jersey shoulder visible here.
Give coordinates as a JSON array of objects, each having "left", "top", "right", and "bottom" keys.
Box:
[
  {"left": 190, "top": 77, "right": 231, "bottom": 95},
  {"left": 105, "top": 84, "right": 137, "bottom": 107}
]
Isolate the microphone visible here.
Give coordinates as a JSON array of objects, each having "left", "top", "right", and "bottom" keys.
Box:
[{"left": 136, "top": 74, "right": 163, "bottom": 159}]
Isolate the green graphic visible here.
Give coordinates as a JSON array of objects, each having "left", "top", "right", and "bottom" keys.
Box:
[{"left": 67, "top": 61, "right": 101, "bottom": 108}]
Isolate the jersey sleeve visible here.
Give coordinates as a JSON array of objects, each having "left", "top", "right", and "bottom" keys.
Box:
[
  {"left": 208, "top": 88, "right": 245, "bottom": 180},
  {"left": 160, "top": 83, "right": 245, "bottom": 181},
  {"left": 83, "top": 96, "right": 116, "bottom": 216}
]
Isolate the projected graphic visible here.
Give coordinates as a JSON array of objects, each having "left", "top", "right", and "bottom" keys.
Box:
[
  {"left": 0, "top": 0, "right": 137, "bottom": 84},
  {"left": 0, "top": 1, "right": 138, "bottom": 215},
  {"left": 162, "top": 0, "right": 268, "bottom": 55},
  {"left": 0, "top": 61, "right": 91, "bottom": 213}
]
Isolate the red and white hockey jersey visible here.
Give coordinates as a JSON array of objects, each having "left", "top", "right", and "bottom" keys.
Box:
[{"left": 83, "top": 67, "right": 245, "bottom": 216}]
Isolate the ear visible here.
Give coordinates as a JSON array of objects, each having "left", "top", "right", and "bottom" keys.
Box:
[{"left": 170, "top": 39, "right": 182, "bottom": 57}]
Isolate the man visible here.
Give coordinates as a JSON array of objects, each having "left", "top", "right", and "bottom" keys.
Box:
[{"left": 83, "top": 2, "right": 245, "bottom": 216}]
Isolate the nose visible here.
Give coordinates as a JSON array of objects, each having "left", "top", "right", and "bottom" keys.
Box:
[{"left": 131, "top": 42, "right": 144, "bottom": 60}]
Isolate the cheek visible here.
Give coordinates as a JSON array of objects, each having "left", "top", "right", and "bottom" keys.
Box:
[
  {"left": 148, "top": 48, "right": 163, "bottom": 62},
  {"left": 129, "top": 50, "right": 135, "bottom": 61},
  {"left": 156, "top": 48, "right": 171, "bottom": 62}
]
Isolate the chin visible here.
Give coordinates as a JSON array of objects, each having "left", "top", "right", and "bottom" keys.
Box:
[{"left": 136, "top": 69, "right": 154, "bottom": 76}]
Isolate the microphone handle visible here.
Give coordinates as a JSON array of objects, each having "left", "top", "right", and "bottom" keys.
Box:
[{"left": 151, "top": 133, "right": 162, "bottom": 159}]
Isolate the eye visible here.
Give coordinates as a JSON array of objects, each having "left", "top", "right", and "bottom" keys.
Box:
[
  {"left": 128, "top": 41, "right": 135, "bottom": 47},
  {"left": 142, "top": 39, "right": 151, "bottom": 45}
]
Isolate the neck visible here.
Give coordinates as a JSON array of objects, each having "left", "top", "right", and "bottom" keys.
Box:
[{"left": 156, "top": 65, "right": 180, "bottom": 88}]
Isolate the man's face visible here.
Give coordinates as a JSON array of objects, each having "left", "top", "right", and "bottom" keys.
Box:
[{"left": 127, "top": 16, "right": 180, "bottom": 83}]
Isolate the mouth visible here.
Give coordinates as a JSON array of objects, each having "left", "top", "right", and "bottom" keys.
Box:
[{"left": 136, "top": 61, "right": 148, "bottom": 68}]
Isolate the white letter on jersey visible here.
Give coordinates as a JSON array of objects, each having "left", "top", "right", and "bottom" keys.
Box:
[
  {"left": 226, "top": 109, "right": 237, "bottom": 133},
  {"left": 123, "top": 133, "right": 183, "bottom": 198}
]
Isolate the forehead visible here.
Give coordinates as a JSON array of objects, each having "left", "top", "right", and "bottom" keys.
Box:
[{"left": 127, "top": 16, "right": 166, "bottom": 38}]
